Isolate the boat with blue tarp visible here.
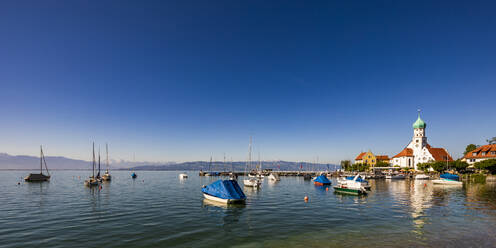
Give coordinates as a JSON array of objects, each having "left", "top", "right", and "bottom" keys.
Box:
[
  {"left": 313, "top": 174, "right": 331, "bottom": 186},
  {"left": 433, "top": 173, "right": 462, "bottom": 185},
  {"left": 334, "top": 174, "right": 368, "bottom": 195},
  {"left": 338, "top": 174, "right": 370, "bottom": 190},
  {"left": 202, "top": 179, "right": 246, "bottom": 204}
]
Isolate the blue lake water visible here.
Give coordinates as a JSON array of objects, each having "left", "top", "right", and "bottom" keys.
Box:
[{"left": 1, "top": 171, "right": 496, "bottom": 247}]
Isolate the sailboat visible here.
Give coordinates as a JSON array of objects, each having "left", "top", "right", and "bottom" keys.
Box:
[
  {"left": 243, "top": 137, "right": 261, "bottom": 188},
  {"left": 24, "top": 146, "right": 51, "bottom": 182},
  {"left": 101, "top": 143, "right": 111, "bottom": 181},
  {"left": 432, "top": 149, "right": 462, "bottom": 185},
  {"left": 84, "top": 143, "right": 100, "bottom": 187}
]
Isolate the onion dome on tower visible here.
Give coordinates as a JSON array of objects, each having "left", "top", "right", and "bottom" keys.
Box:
[{"left": 412, "top": 113, "right": 426, "bottom": 129}]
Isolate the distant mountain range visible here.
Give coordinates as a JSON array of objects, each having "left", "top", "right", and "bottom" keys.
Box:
[
  {"left": 0, "top": 153, "right": 91, "bottom": 170},
  {"left": 0, "top": 153, "right": 339, "bottom": 171},
  {"left": 128, "top": 161, "right": 339, "bottom": 171}
]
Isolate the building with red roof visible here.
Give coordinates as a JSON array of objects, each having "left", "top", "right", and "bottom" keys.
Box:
[
  {"left": 462, "top": 144, "right": 496, "bottom": 166},
  {"left": 390, "top": 112, "right": 453, "bottom": 170}
]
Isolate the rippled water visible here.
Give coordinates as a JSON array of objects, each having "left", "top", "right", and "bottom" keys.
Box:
[{"left": 1, "top": 171, "right": 496, "bottom": 247}]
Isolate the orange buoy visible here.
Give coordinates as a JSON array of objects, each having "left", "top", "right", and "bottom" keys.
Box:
[
  {"left": 304, "top": 196, "right": 309, "bottom": 202},
  {"left": 326, "top": 187, "right": 329, "bottom": 191}
]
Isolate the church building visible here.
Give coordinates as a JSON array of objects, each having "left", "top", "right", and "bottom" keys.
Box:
[{"left": 391, "top": 113, "right": 453, "bottom": 170}]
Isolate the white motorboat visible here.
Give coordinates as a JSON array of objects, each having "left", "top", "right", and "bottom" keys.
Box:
[
  {"left": 268, "top": 173, "right": 280, "bottom": 181},
  {"left": 432, "top": 173, "right": 462, "bottom": 185},
  {"left": 202, "top": 180, "right": 246, "bottom": 204},
  {"left": 243, "top": 178, "right": 261, "bottom": 187},
  {"left": 179, "top": 173, "right": 188, "bottom": 179},
  {"left": 338, "top": 174, "right": 370, "bottom": 190},
  {"left": 333, "top": 174, "right": 368, "bottom": 195},
  {"left": 415, "top": 174, "right": 430, "bottom": 180},
  {"left": 385, "top": 173, "right": 406, "bottom": 179}
]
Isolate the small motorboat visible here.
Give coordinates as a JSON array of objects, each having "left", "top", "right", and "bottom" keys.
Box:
[
  {"left": 385, "top": 173, "right": 406, "bottom": 179},
  {"left": 268, "top": 173, "right": 280, "bottom": 181},
  {"left": 338, "top": 174, "right": 370, "bottom": 190},
  {"left": 179, "top": 173, "right": 188, "bottom": 179},
  {"left": 415, "top": 174, "right": 430, "bottom": 180},
  {"left": 432, "top": 173, "right": 462, "bottom": 185},
  {"left": 313, "top": 174, "right": 331, "bottom": 186},
  {"left": 243, "top": 177, "right": 261, "bottom": 188},
  {"left": 202, "top": 179, "right": 246, "bottom": 204},
  {"left": 131, "top": 172, "right": 137, "bottom": 179},
  {"left": 333, "top": 174, "right": 367, "bottom": 195}
]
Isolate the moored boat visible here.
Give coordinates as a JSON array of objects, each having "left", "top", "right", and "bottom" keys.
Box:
[
  {"left": 179, "top": 173, "right": 188, "bottom": 179},
  {"left": 25, "top": 146, "right": 51, "bottom": 182},
  {"left": 243, "top": 177, "right": 261, "bottom": 187},
  {"left": 202, "top": 179, "right": 246, "bottom": 204},
  {"left": 415, "top": 174, "right": 430, "bottom": 180},
  {"left": 385, "top": 173, "right": 406, "bottom": 179},
  {"left": 313, "top": 174, "right": 331, "bottom": 186},
  {"left": 131, "top": 172, "right": 137, "bottom": 179},
  {"left": 268, "top": 173, "right": 280, "bottom": 181},
  {"left": 338, "top": 174, "right": 370, "bottom": 190},
  {"left": 101, "top": 143, "right": 111, "bottom": 181},
  {"left": 432, "top": 173, "right": 462, "bottom": 185},
  {"left": 333, "top": 174, "right": 367, "bottom": 195},
  {"left": 85, "top": 143, "right": 100, "bottom": 187}
]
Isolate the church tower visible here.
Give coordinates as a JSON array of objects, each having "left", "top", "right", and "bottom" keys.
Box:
[{"left": 412, "top": 112, "right": 427, "bottom": 149}]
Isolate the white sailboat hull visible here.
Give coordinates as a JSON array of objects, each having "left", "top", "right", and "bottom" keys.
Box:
[
  {"left": 179, "top": 173, "right": 188, "bottom": 179},
  {"left": 432, "top": 179, "right": 462, "bottom": 185}
]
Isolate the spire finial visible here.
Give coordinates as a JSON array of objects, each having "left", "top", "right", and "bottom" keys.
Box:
[{"left": 417, "top": 108, "right": 421, "bottom": 118}]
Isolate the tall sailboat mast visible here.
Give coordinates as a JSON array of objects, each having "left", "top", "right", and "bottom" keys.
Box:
[
  {"left": 92, "top": 142, "right": 95, "bottom": 178},
  {"left": 106, "top": 143, "right": 109, "bottom": 171},
  {"left": 248, "top": 136, "right": 252, "bottom": 171},
  {"left": 40, "top": 145, "right": 43, "bottom": 174},
  {"left": 98, "top": 148, "right": 101, "bottom": 178}
]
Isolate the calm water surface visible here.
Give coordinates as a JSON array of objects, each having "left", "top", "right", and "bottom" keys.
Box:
[{"left": 1, "top": 171, "right": 496, "bottom": 248}]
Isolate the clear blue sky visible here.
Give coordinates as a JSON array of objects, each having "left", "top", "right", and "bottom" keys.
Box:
[{"left": 0, "top": 0, "right": 495, "bottom": 163}]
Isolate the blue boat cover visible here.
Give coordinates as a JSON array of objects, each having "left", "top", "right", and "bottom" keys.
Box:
[
  {"left": 202, "top": 180, "right": 246, "bottom": 200},
  {"left": 314, "top": 175, "right": 331, "bottom": 184},
  {"left": 440, "top": 173, "right": 459, "bottom": 180},
  {"left": 346, "top": 176, "right": 368, "bottom": 183}
]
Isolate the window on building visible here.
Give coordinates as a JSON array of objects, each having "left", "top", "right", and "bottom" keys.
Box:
[
  {"left": 365, "top": 160, "right": 368, "bottom": 163},
  {"left": 482, "top": 152, "right": 487, "bottom": 156},
  {"left": 492, "top": 151, "right": 496, "bottom": 155},
  {"left": 372, "top": 160, "right": 375, "bottom": 162},
  {"left": 470, "top": 159, "right": 475, "bottom": 162},
  {"left": 473, "top": 152, "right": 477, "bottom": 156},
  {"left": 368, "top": 155, "right": 371, "bottom": 158}
]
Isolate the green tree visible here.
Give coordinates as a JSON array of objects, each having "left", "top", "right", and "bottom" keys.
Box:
[
  {"left": 416, "top": 162, "right": 432, "bottom": 172},
  {"left": 452, "top": 160, "right": 469, "bottom": 173},
  {"left": 431, "top": 161, "right": 447, "bottom": 173},
  {"left": 340, "top": 160, "right": 351, "bottom": 171},
  {"left": 375, "top": 161, "right": 390, "bottom": 167},
  {"left": 474, "top": 159, "right": 496, "bottom": 174},
  {"left": 464, "top": 144, "right": 478, "bottom": 155},
  {"left": 487, "top": 137, "right": 496, "bottom": 145}
]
